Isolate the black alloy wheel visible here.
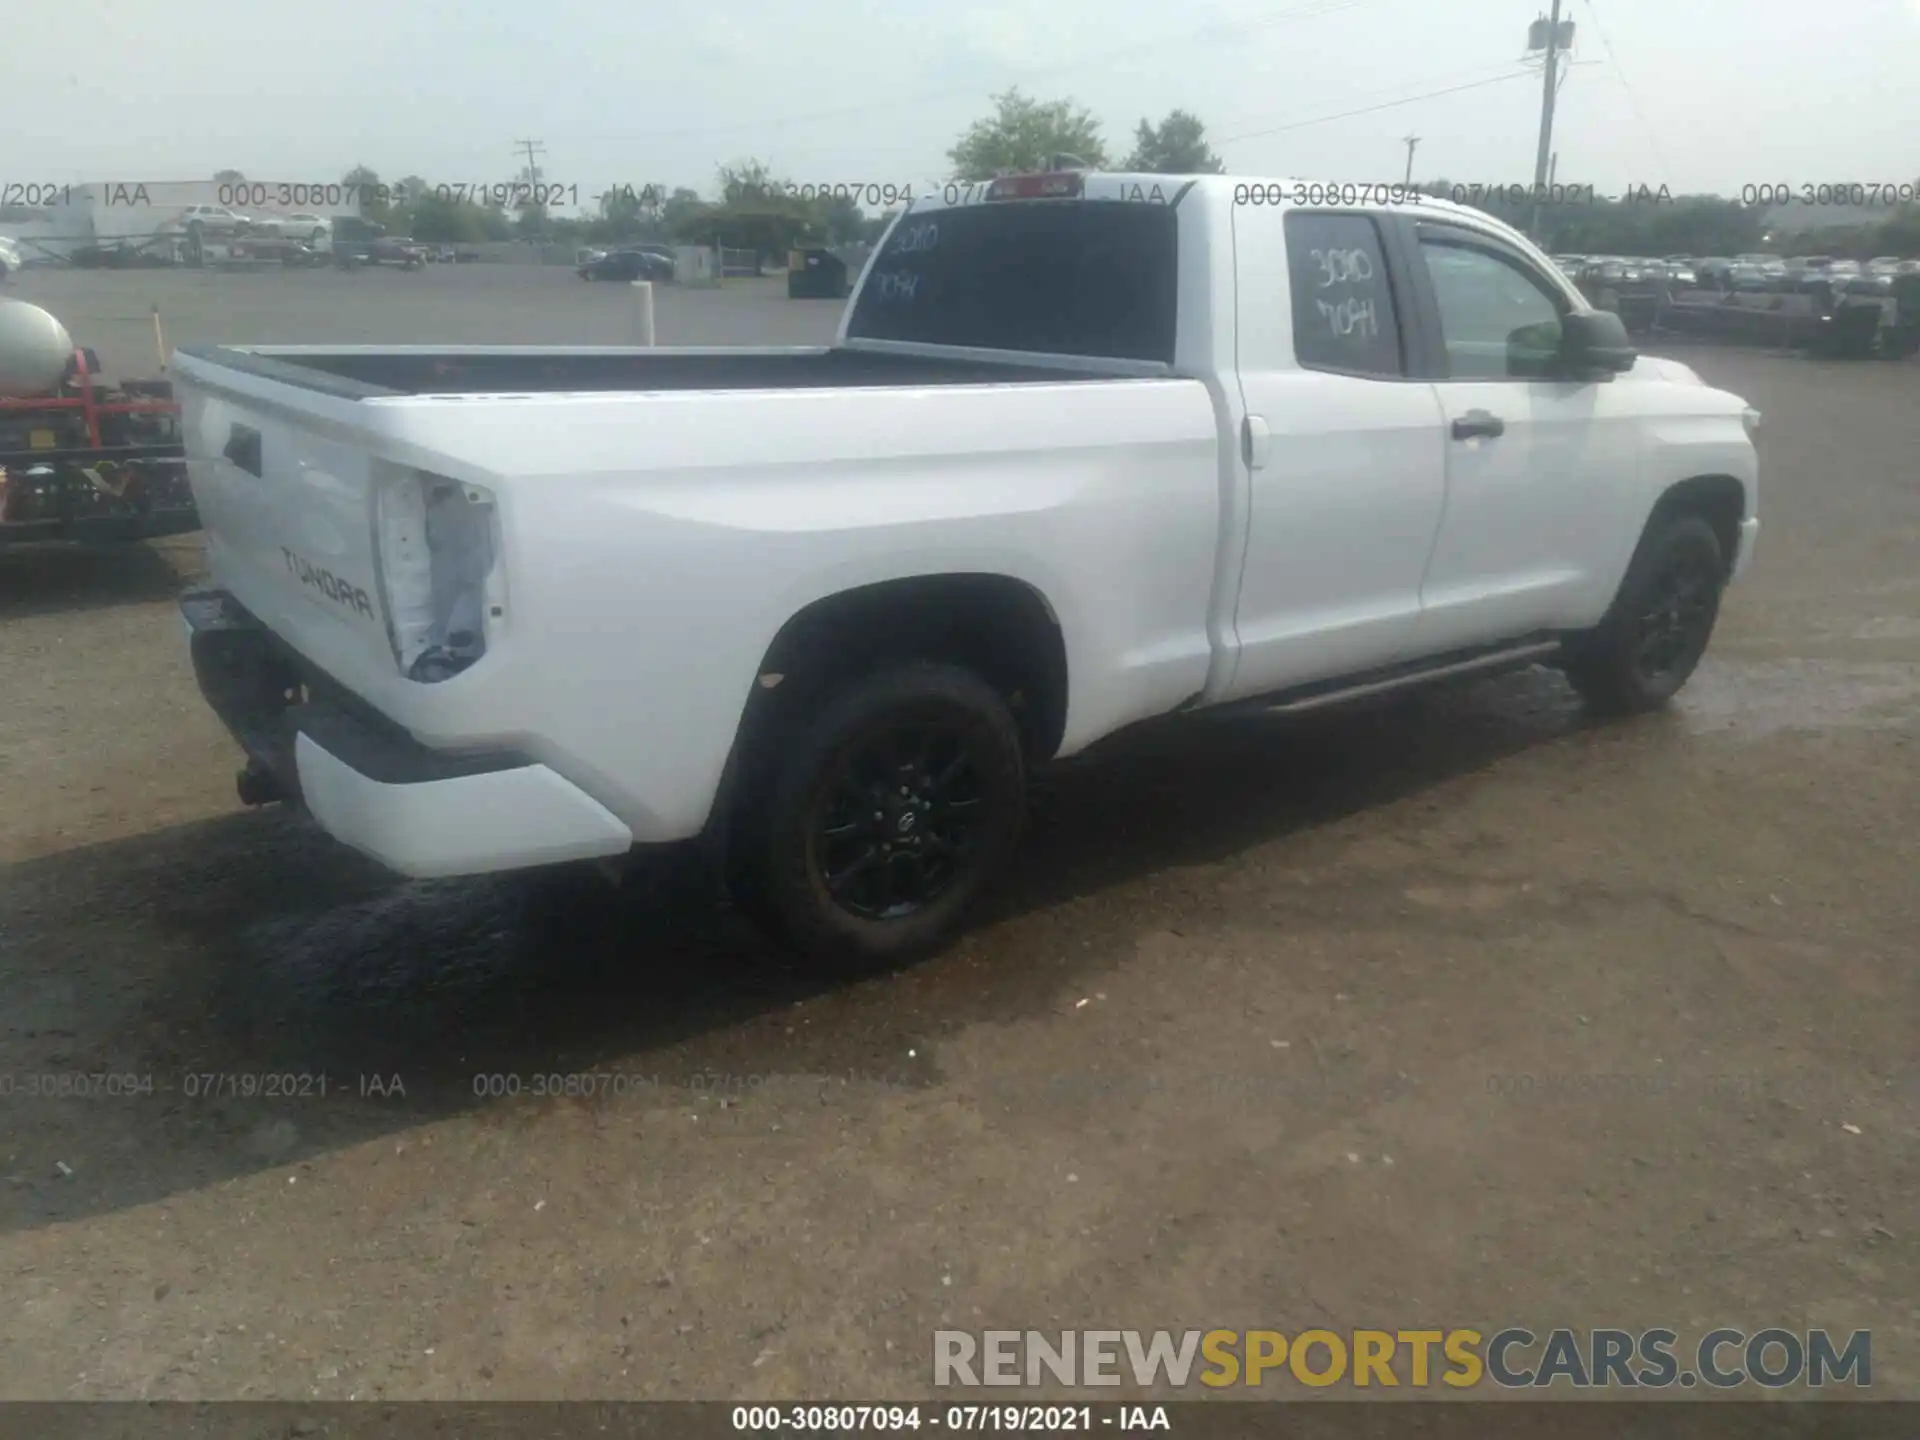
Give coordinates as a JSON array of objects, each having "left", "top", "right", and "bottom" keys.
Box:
[
  {"left": 1632, "top": 544, "right": 1720, "bottom": 687},
  {"left": 729, "top": 662, "right": 1026, "bottom": 972},
  {"left": 1565, "top": 513, "right": 1727, "bottom": 714},
  {"left": 811, "top": 720, "right": 989, "bottom": 921}
]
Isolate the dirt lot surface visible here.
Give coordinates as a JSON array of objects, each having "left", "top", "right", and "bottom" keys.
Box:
[{"left": 1, "top": 271, "right": 1916, "bottom": 1402}]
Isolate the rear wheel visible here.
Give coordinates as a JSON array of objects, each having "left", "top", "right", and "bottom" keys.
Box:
[
  {"left": 728, "top": 662, "right": 1026, "bottom": 974},
  {"left": 1564, "top": 513, "right": 1726, "bottom": 714}
]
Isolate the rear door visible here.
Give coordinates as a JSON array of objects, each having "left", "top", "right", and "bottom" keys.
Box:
[{"left": 1222, "top": 205, "right": 1448, "bottom": 699}]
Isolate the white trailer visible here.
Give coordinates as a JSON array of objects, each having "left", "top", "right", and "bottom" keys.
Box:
[{"left": 2, "top": 181, "right": 370, "bottom": 265}]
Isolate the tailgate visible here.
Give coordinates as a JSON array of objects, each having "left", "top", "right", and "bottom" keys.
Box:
[{"left": 174, "top": 351, "right": 405, "bottom": 695}]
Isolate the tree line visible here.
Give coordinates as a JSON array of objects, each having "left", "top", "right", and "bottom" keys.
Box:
[{"left": 289, "top": 86, "right": 1914, "bottom": 261}]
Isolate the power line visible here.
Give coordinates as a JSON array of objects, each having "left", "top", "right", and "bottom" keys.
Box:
[
  {"left": 547, "top": 0, "right": 1382, "bottom": 145},
  {"left": 1210, "top": 56, "right": 1547, "bottom": 136},
  {"left": 1216, "top": 69, "right": 1537, "bottom": 144},
  {"left": 1578, "top": 0, "right": 1674, "bottom": 185}
]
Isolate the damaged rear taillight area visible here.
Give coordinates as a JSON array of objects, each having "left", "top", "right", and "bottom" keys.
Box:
[{"left": 373, "top": 463, "right": 506, "bottom": 683}]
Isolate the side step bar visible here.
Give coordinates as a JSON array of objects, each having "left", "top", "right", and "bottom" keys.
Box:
[{"left": 1221, "top": 638, "right": 1565, "bottom": 718}]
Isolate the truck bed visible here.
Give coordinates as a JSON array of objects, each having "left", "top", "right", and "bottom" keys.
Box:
[{"left": 174, "top": 344, "right": 1132, "bottom": 398}]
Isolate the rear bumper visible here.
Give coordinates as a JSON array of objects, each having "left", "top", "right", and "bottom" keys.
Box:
[
  {"left": 296, "top": 733, "right": 634, "bottom": 878},
  {"left": 183, "top": 588, "right": 632, "bottom": 877}
]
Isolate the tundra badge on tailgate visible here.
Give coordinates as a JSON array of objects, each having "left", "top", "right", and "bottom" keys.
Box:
[{"left": 282, "top": 547, "right": 375, "bottom": 620}]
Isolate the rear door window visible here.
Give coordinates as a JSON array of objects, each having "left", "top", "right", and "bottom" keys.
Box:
[{"left": 1283, "top": 212, "right": 1406, "bottom": 378}]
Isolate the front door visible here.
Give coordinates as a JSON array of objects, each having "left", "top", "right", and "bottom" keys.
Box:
[{"left": 1407, "top": 224, "right": 1641, "bottom": 654}]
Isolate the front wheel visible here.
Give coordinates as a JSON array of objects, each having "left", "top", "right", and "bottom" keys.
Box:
[
  {"left": 728, "top": 662, "right": 1026, "bottom": 974},
  {"left": 1564, "top": 513, "right": 1727, "bottom": 714}
]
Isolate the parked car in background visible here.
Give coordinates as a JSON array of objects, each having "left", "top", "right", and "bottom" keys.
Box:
[
  {"left": 1578, "top": 257, "right": 1662, "bottom": 291},
  {"left": 252, "top": 213, "right": 331, "bottom": 244},
  {"left": 1572, "top": 258, "right": 1665, "bottom": 334},
  {"left": 369, "top": 235, "right": 430, "bottom": 270},
  {"left": 578, "top": 248, "right": 674, "bottom": 281},
  {"left": 0, "top": 235, "right": 22, "bottom": 280},
  {"left": 1838, "top": 271, "right": 1893, "bottom": 297},
  {"left": 1788, "top": 258, "right": 1855, "bottom": 295},
  {"left": 166, "top": 204, "right": 251, "bottom": 238},
  {"left": 330, "top": 217, "right": 427, "bottom": 270},
  {"left": 289, "top": 213, "right": 332, "bottom": 245},
  {"left": 330, "top": 216, "right": 381, "bottom": 267}
]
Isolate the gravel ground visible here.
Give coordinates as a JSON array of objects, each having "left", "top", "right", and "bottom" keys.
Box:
[{"left": 0, "top": 270, "right": 1916, "bottom": 1402}]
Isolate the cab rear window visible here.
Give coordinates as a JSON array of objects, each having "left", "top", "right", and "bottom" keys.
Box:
[{"left": 845, "top": 201, "right": 1179, "bottom": 364}]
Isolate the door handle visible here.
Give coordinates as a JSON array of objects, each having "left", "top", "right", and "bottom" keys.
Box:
[
  {"left": 1450, "top": 410, "right": 1505, "bottom": 442},
  {"left": 1241, "top": 414, "right": 1271, "bottom": 471}
]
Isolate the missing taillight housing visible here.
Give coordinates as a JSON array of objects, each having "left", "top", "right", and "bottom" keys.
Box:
[{"left": 374, "top": 466, "right": 501, "bottom": 683}]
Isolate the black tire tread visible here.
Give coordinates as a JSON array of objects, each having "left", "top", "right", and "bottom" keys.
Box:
[
  {"left": 1566, "top": 511, "right": 1725, "bottom": 714},
  {"left": 727, "top": 661, "right": 1025, "bottom": 974}
]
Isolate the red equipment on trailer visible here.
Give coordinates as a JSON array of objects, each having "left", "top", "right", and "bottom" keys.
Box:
[{"left": 0, "top": 346, "right": 195, "bottom": 544}]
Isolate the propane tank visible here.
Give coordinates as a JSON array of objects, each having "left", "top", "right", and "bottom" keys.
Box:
[{"left": 0, "top": 299, "right": 76, "bottom": 397}]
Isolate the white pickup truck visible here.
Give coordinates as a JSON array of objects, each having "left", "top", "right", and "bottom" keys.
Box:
[{"left": 174, "top": 171, "right": 1760, "bottom": 970}]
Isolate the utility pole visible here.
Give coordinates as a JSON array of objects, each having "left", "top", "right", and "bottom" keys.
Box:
[
  {"left": 1528, "top": 0, "right": 1569, "bottom": 239},
  {"left": 1402, "top": 135, "right": 1420, "bottom": 189},
  {"left": 1539, "top": 150, "right": 1561, "bottom": 250},
  {"left": 513, "top": 139, "right": 548, "bottom": 249},
  {"left": 514, "top": 138, "right": 547, "bottom": 186}
]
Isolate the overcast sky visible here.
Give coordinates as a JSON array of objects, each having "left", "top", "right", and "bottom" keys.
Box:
[{"left": 9, "top": 0, "right": 1918, "bottom": 205}]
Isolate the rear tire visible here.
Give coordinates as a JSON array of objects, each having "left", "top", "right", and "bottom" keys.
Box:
[
  {"left": 727, "top": 662, "right": 1025, "bottom": 975},
  {"left": 1564, "top": 512, "right": 1726, "bottom": 714}
]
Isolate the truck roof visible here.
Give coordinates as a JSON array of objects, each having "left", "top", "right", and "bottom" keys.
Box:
[{"left": 914, "top": 170, "right": 1491, "bottom": 227}]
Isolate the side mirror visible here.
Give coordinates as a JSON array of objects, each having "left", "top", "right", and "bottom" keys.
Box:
[{"left": 1559, "top": 309, "right": 1637, "bottom": 376}]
